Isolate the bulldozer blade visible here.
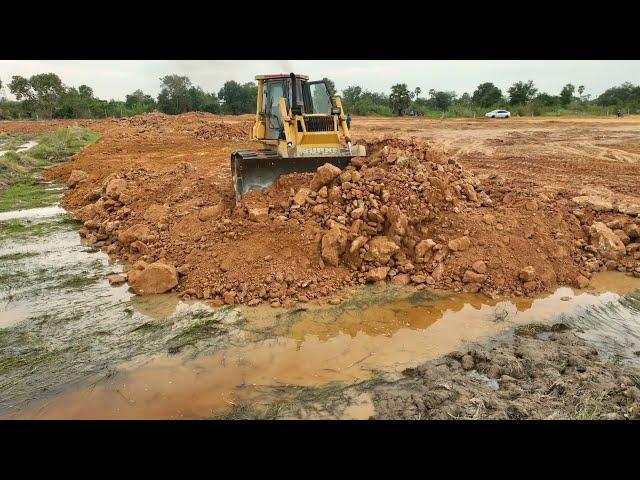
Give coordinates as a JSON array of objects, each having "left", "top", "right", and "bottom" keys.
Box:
[{"left": 231, "top": 150, "right": 353, "bottom": 201}]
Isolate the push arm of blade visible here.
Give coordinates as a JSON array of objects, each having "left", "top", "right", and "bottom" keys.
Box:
[
  {"left": 334, "top": 97, "right": 351, "bottom": 143},
  {"left": 279, "top": 97, "right": 294, "bottom": 145}
]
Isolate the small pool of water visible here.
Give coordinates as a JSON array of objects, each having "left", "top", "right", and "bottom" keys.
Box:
[
  {"left": 12, "top": 270, "right": 640, "bottom": 419},
  {"left": 15, "top": 141, "right": 38, "bottom": 153},
  {"left": 0, "top": 206, "right": 67, "bottom": 221}
]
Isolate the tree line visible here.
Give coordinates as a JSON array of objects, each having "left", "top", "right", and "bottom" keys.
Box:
[
  {"left": 0, "top": 73, "right": 258, "bottom": 119},
  {"left": 342, "top": 81, "right": 640, "bottom": 117},
  {"left": 0, "top": 72, "right": 638, "bottom": 120}
]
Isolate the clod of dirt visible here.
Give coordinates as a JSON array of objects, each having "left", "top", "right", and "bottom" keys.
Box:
[
  {"left": 127, "top": 261, "right": 179, "bottom": 294},
  {"left": 590, "top": 222, "right": 626, "bottom": 260},
  {"left": 67, "top": 170, "right": 88, "bottom": 188}
]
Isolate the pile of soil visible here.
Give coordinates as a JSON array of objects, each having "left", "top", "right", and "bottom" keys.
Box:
[
  {"left": 192, "top": 122, "right": 250, "bottom": 141},
  {"left": 371, "top": 326, "right": 640, "bottom": 420},
  {"left": 44, "top": 114, "right": 640, "bottom": 306}
]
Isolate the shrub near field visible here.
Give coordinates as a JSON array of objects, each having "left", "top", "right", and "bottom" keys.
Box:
[{"left": 0, "top": 126, "right": 100, "bottom": 211}]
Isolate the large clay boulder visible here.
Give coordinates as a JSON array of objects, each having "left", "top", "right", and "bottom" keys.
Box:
[
  {"left": 589, "top": 222, "right": 626, "bottom": 260},
  {"left": 448, "top": 236, "right": 471, "bottom": 252},
  {"left": 414, "top": 239, "right": 436, "bottom": 260},
  {"left": 519, "top": 266, "right": 536, "bottom": 282},
  {"left": 197, "top": 204, "right": 224, "bottom": 222},
  {"left": 310, "top": 163, "right": 342, "bottom": 191},
  {"left": 144, "top": 204, "right": 171, "bottom": 223},
  {"left": 293, "top": 188, "right": 312, "bottom": 206},
  {"left": 321, "top": 226, "right": 348, "bottom": 267},
  {"left": 366, "top": 236, "right": 400, "bottom": 263},
  {"left": 386, "top": 204, "right": 409, "bottom": 237},
  {"left": 118, "top": 224, "right": 157, "bottom": 245},
  {"left": 105, "top": 178, "right": 128, "bottom": 200},
  {"left": 248, "top": 207, "right": 269, "bottom": 222},
  {"left": 128, "top": 261, "right": 179, "bottom": 295},
  {"left": 67, "top": 170, "right": 88, "bottom": 188},
  {"left": 571, "top": 195, "right": 613, "bottom": 212},
  {"left": 618, "top": 201, "right": 640, "bottom": 216},
  {"left": 73, "top": 201, "right": 106, "bottom": 223},
  {"left": 366, "top": 266, "right": 390, "bottom": 282}
]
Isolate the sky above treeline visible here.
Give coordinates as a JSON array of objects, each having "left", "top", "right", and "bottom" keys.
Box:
[{"left": 1, "top": 60, "right": 638, "bottom": 101}]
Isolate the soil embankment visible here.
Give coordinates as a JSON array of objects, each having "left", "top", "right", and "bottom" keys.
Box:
[{"left": 41, "top": 113, "right": 640, "bottom": 306}]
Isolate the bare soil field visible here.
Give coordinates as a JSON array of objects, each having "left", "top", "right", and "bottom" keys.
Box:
[
  {"left": 2, "top": 113, "right": 640, "bottom": 420},
  {"left": 4, "top": 114, "right": 640, "bottom": 306},
  {"left": 11, "top": 113, "right": 633, "bottom": 307}
]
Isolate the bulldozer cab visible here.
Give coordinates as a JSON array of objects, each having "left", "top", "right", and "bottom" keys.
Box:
[{"left": 261, "top": 75, "right": 334, "bottom": 140}]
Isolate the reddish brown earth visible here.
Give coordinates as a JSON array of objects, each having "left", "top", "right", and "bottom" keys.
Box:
[{"left": 4, "top": 112, "right": 637, "bottom": 306}]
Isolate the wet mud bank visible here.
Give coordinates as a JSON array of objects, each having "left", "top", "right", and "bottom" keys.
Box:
[{"left": 10, "top": 272, "right": 640, "bottom": 419}]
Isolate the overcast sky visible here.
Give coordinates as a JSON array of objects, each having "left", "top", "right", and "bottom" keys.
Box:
[{"left": 1, "top": 60, "right": 638, "bottom": 101}]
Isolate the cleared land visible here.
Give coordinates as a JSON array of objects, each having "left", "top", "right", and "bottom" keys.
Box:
[
  {"left": 2, "top": 114, "right": 640, "bottom": 420},
  {"left": 6, "top": 113, "right": 635, "bottom": 306}
]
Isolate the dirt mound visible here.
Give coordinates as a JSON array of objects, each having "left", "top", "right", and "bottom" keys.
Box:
[
  {"left": 54, "top": 133, "right": 640, "bottom": 306},
  {"left": 192, "top": 122, "right": 251, "bottom": 141},
  {"left": 371, "top": 326, "right": 640, "bottom": 420}
]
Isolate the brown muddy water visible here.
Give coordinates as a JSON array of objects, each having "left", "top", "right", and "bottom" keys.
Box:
[{"left": 1, "top": 187, "right": 640, "bottom": 419}]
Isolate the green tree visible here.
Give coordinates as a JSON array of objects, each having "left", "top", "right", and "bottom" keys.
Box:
[
  {"left": 578, "top": 85, "right": 585, "bottom": 99},
  {"left": 126, "top": 89, "right": 157, "bottom": 111},
  {"left": 389, "top": 83, "right": 412, "bottom": 116},
  {"left": 596, "top": 82, "right": 640, "bottom": 107},
  {"left": 157, "top": 75, "right": 192, "bottom": 114},
  {"left": 427, "top": 89, "right": 457, "bottom": 111},
  {"left": 78, "top": 85, "right": 93, "bottom": 98},
  {"left": 472, "top": 82, "right": 503, "bottom": 108},
  {"left": 534, "top": 93, "right": 559, "bottom": 107},
  {"left": 217, "top": 81, "right": 257, "bottom": 114},
  {"left": 507, "top": 80, "right": 538, "bottom": 105},
  {"left": 9, "top": 73, "right": 66, "bottom": 118},
  {"left": 414, "top": 87, "right": 421, "bottom": 99},
  {"left": 56, "top": 87, "right": 84, "bottom": 118},
  {"left": 560, "top": 83, "right": 575, "bottom": 106},
  {"left": 341, "top": 85, "right": 363, "bottom": 111},
  {"left": 187, "top": 86, "right": 220, "bottom": 113},
  {"left": 322, "top": 77, "right": 336, "bottom": 96},
  {"left": 457, "top": 92, "right": 472, "bottom": 105}
]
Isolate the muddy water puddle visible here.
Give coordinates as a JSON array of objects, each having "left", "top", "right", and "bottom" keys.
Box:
[{"left": 12, "top": 269, "right": 640, "bottom": 419}]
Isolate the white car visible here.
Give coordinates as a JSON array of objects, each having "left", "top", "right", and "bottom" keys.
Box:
[{"left": 485, "top": 109, "right": 511, "bottom": 118}]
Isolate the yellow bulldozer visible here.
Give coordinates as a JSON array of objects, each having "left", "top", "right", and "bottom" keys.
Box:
[{"left": 231, "top": 73, "right": 366, "bottom": 200}]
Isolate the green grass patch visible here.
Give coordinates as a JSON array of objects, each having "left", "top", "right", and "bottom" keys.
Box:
[
  {"left": 573, "top": 392, "right": 608, "bottom": 420},
  {"left": 0, "top": 133, "right": 32, "bottom": 151},
  {"left": 0, "top": 217, "right": 63, "bottom": 238},
  {"left": 0, "top": 176, "right": 61, "bottom": 212},
  {"left": 59, "top": 273, "right": 100, "bottom": 289},
  {"left": 167, "top": 315, "right": 224, "bottom": 353},
  {"left": 0, "top": 127, "right": 99, "bottom": 208},
  {"left": 29, "top": 127, "right": 100, "bottom": 163}
]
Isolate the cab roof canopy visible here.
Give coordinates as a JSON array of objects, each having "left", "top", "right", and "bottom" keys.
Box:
[{"left": 255, "top": 73, "right": 310, "bottom": 81}]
